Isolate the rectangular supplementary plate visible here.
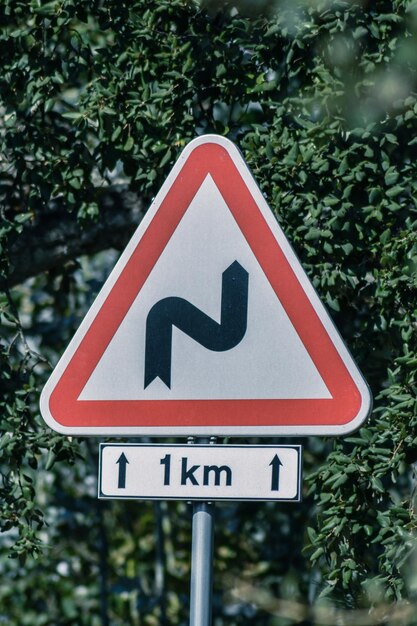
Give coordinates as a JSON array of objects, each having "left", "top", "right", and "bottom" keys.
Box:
[{"left": 98, "top": 444, "right": 302, "bottom": 502}]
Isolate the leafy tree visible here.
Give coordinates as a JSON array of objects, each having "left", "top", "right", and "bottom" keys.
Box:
[{"left": 1, "top": 0, "right": 417, "bottom": 624}]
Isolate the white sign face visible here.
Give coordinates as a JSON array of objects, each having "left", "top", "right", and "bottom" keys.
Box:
[
  {"left": 81, "top": 176, "right": 330, "bottom": 403},
  {"left": 98, "top": 444, "right": 302, "bottom": 502}
]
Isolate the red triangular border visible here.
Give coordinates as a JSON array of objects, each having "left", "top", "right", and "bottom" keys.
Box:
[{"left": 48, "top": 140, "right": 363, "bottom": 430}]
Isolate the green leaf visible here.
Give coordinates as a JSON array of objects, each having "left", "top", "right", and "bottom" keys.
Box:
[
  {"left": 385, "top": 133, "right": 398, "bottom": 145},
  {"left": 384, "top": 169, "right": 399, "bottom": 186},
  {"left": 124, "top": 135, "right": 134, "bottom": 151},
  {"left": 341, "top": 243, "right": 353, "bottom": 255},
  {"left": 62, "top": 112, "right": 84, "bottom": 121},
  {"left": 111, "top": 126, "right": 122, "bottom": 141},
  {"left": 386, "top": 185, "right": 404, "bottom": 198}
]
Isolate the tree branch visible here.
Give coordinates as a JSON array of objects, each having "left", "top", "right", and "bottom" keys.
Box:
[{"left": 7, "top": 187, "right": 145, "bottom": 287}]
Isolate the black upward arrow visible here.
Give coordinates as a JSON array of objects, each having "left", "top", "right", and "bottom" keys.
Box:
[
  {"left": 144, "top": 261, "right": 249, "bottom": 389},
  {"left": 116, "top": 452, "right": 129, "bottom": 489},
  {"left": 269, "top": 454, "right": 283, "bottom": 492}
]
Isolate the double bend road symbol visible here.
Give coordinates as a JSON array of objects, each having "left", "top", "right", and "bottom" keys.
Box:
[{"left": 144, "top": 261, "right": 249, "bottom": 389}]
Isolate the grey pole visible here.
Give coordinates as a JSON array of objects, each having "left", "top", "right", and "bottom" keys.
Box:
[
  {"left": 188, "top": 436, "right": 216, "bottom": 626},
  {"left": 189, "top": 501, "right": 215, "bottom": 626}
]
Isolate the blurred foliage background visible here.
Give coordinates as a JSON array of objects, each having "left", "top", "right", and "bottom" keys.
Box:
[{"left": 1, "top": 0, "right": 417, "bottom": 624}]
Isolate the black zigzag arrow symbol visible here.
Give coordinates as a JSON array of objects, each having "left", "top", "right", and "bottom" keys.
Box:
[{"left": 144, "top": 261, "right": 249, "bottom": 389}]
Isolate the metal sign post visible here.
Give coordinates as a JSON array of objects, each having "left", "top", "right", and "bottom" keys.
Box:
[{"left": 190, "top": 501, "right": 215, "bottom": 626}]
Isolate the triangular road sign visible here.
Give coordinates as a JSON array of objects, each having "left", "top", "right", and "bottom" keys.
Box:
[{"left": 40, "top": 135, "right": 371, "bottom": 436}]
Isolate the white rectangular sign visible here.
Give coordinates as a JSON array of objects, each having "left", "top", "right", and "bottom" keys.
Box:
[{"left": 98, "top": 444, "right": 302, "bottom": 502}]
